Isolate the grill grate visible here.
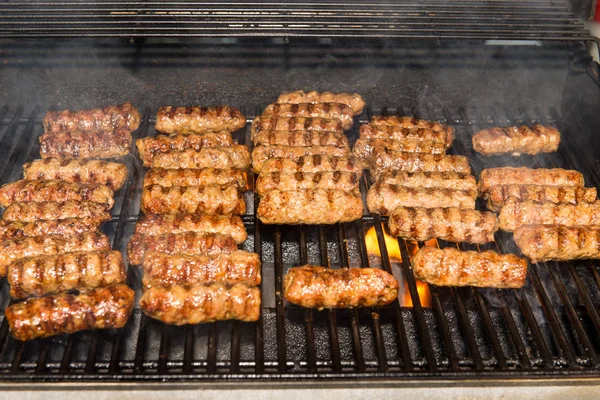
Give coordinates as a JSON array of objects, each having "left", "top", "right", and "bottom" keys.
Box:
[{"left": 0, "top": 104, "right": 598, "bottom": 383}]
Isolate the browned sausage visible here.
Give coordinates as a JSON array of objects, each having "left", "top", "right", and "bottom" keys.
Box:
[
  {"left": 0, "top": 180, "right": 114, "bottom": 208},
  {"left": 150, "top": 146, "right": 251, "bottom": 170},
  {"left": 277, "top": 90, "right": 365, "bottom": 115},
  {"left": 262, "top": 102, "right": 355, "bottom": 129},
  {"left": 141, "top": 184, "right": 246, "bottom": 215},
  {"left": 142, "top": 168, "right": 247, "bottom": 190},
  {"left": 0, "top": 218, "right": 100, "bottom": 241},
  {"left": 478, "top": 167, "right": 584, "bottom": 196},
  {"left": 39, "top": 129, "right": 132, "bottom": 159},
  {"left": 43, "top": 102, "right": 140, "bottom": 134},
  {"left": 486, "top": 184, "right": 597, "bottom": 212},
  {"left": 155, "top": 105, "right": 246, "bottom": 134},
  {"left": 514, "top": 225, "right": 600, "bottom": 263},
  {"left": 2, "top": 200, "right": 111, "bottom": 223},
  {"left": 472, "top": 125, "right": 560, "bottom": 156}
]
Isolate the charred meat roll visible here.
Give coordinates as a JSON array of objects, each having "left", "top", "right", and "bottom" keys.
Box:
[
  {"left": 39, "top": 129, "right": 132, "bottom": 159},
  {"left": 133, "top": 213, "right": 247, "bottom": 244},
  {"left": 8, "top": 250, "right": 126, "bottom": 299},
  {"left": 353, "top": 138, "right": 447, "bottom": 165},
  {"left": 253, "top": 130, "right": 349, "bottom": 148},
  {"left": 478, "top": 167, "right": 584, "bottom": 196},
  {"left": 140, "top": 283, "right": 261, "bottom": 325},
  {"left": 284, "top": 265, "right": 399, "bottom": 309},
  {"left": 127, "top": 232, "right": 238, "bottom": 265},
  {"left": 412, "top": 247, "right": 527, "bottom": 289},
  {"left": 0, "top": 180, "right": 114, "bottom": 208},
  {"left": 277, "top": 90, "right": 365, "bottom": 115},
  {"left": 0, "top": 218, "right": 100, "bottom": 241},
  {"left": 514, "top": 225, "right": 600, "bottom": 263},
  {"left": 486, "top": 184, "right": 597, "bottom": 212},
  {"left": 3, "top": 200, "right": 111, "bottom": 223},
  {"left": 142, "top": 167, "right": 247, "bottom": 190},
  {"left": 141, "top": 250, "right": 261, "bottom": 288},
  {"left": 375, "top": 170, "right": 478, "bottom": 192},
  {"left": 141, "top": 184, "right": 246, "bottom": 215},
  {"left": 498, "top": 199, "right": 600, "bottom": 231},
  {"left": 136, "top": 132, "right": 234, "bottom": 167},
  {"left": 150, "top": 146, "right": 251, "bottom": 171},
  {"left": 155, "top": 105, "right": 246, "bottom": 134},
  {"left": 255, "top": 171, "right": 359, "bottom": 195},
  {"left": 359, "top": 124, "right": 452, "bottom": 147},
  {"left": 389, "top": 207, "right": 498, "bottom": 243},
  {"left": 22, "top": 158, "right": 128, "bottom": 191},
  {"left": 6, "top": 283, "right": 134, "bottom": 341},
  {"left": 251, "top": 145, "right": 349, "bottom": 173},
  {"left": 262, "top": 102, "right": 355, "bottom": 129},
  {"left": 260, "top": 155, "right": 363, "bottom": 175},
  {"left": 0, "top": 231, "right": 111, "bottom": 276},
  {"left": 251, "top": 117, "right": 343, "bottom": 141},
  {"left": 43, "top": 102, "right": 140, "bottom": 134},
  {"left": 472, "top": 125, "right": 561, "bottom": 156},
  {"left": 371, "top": 148, "right": 471, "bottom": 178},
  {"left": 367, "top": 184, "right": 476, "bottom": 215},
  {"left": 257, "top": 189, "right": 363, "bottom": 225}
]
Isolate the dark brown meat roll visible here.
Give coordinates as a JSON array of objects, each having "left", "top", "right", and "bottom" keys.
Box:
[
  {"left": 39, "top": 129, "right": 132, "bottom": 159},
  {"left": 142, "top": 168, "right": 248, "bottom": 190},
  {"left": 252, "top": 130, "right": 349, "bottom": 148},
  {"left": 0, "top": 218, "right": 100, "bottom": 241},
  {"left": 251, "top": 145, "right": 349, "bottom": 173},
  {"left": 251, "top": 116, "right": 343, "bottom": 141}
]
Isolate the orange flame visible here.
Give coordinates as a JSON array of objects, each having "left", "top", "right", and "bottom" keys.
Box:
[
  {"left": 364, "top": 225, "right": 401, "bottom": 261},
  {"left": 402, "top": 281, "right": 432, "bottom": 308}
]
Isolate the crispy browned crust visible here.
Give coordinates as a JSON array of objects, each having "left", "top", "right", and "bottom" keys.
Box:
[
  {"left": 255, "top": 171, "right": 359, "bottom": 196},
  {"left": 478, "top": 167, "right": 584, "bottom": 195},
  {"left": 412, "top": 247, "right": 527, "bottom": 289},
  {"left": 8, "top": 250, "right": 126, "bottom": 299},
  {"left": 142, "top": 167, "right": 247, "bottom": 190},
  {"left": 43, "top": 102, "right": 140, "bottom": 134},
  {"left": 472, "top": 125, "right": 561, "bottom": 156},
  {"left": 277, "top": 90, "right": 365, "bottom": 115},
  {"left": 369, "top": 116, "right": 454, "bottom": 135},
  {"left": 155, "top": 106, "right": 246, "bottom": 134},
  {"left": 498, "top": 199, "right": 600, "bottom": 231},
  {"left": 150, "top": 146, "right": 251, "bottom": 170},
  {"left": 0, "top": 180, "right": 114, "bottom": 208},
  {"left": 6, "top": 284, "right": 134, "bottom": 341},
  {"left": 514, "top": 225, "right": 600, "bottom": 263},
  {"left": 39, "top": 129, "right": 132, "bottom": 159},
  {"left": 2, "top": 200, "right": 112, "bottom": 223},
  {"left": 22, "top": 158, "right": 128, "bottom": 191},
  {"left": 260, "top": 155, "right": 363, "bottom": 174},
  {"left": 262, "top": 102, "right": 355, "bottom": 129},
  {"left": 252, "top": 130, "right": 349, "bottom": 148},
  {"left": 141, "top": 184, "right": 246, "bottom": 215},
  {"left": 251, "top": 145, "right": 349, "bottom": 173},
  {"left": 375, "top": 170, "right": 477, "bottom": 192},
  {"left": 0, "top": 218, "right": 100, "bottom": 241},
  {"left": 487, "top": 184, "right": 597, "bottom": 212},
  {"left": 353, "top": 138, "right": 447, "bottom": 165},
  {"left": 284, "top": 265, "right": 399, "bottom": 309},
  {"left": 140, "top": 283, "right": 261, "bottom": 325},
  {"left": 359, "top": 124, "right": 451, "bottom": 146},
  {"left": 251, "top": 116, "right": 343, "bottom": 141},
  {"left": 371, "top": 148, "right": 471, "bottom": 178}
]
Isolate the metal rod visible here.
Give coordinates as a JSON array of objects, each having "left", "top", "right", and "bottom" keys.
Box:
[
  {"left": 274, "top": 227, "right": 287, "bottom": 372},
  {"left": 299, "top": 227, "right": 317, "bottom": 373}
]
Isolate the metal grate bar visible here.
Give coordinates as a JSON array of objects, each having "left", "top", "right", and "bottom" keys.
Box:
[
  {"left": 452, "top": 286, "right": 484, "bottom": 371},
  {"left": 230, "top": 321, "right": 241, "bottom": 374},
  {"left": 429, "top": 284, "right": 460, "bottom": 369},
  {"left": 472, "top": 289, "right": 507, "bottom": 369},
  {"left": 298, "top": 227, "right": 317, "bottom": 373},
  {"left": 34, "top": 341, "right": 49, "bottom": 374},
  {"left": 182, "top": 325, "right": 194, "bottom": 374},
  {"left": 566, "top": 266, "right": 600, "bottom": 337},
  {"left": 59, "top": 335, "right": 75, "bottom": 374},
  {"left": 0, "top": 107, "right": 37, "bottom": 183},
  {"left": 253, "top": 193, "right": 265, "bottom": 375},
  {"left": 84, "top": 332, "right": 99, "bottom": 374},
  {"left": 207, "top": 323, "right": 218, "bottom": 374},
  {"left": 273, "top": 227, "right": 287, "bottom": 372}
]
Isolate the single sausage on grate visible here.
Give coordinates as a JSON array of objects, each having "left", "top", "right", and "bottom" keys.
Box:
[
  {"left": 252, "top": 130, "right": 349, "bottom": 148},
  {"left": 277, "top": 90, "right": 365, "bottom": 115},
  {"left": 486, "top": 184, "right": 597, "bottom": 212},
  {"left": 39, "top": 129, "right": 132, "bottom": 159},
  {"left": 369, "top": 116, "right": 454, "bottom": 140},
  {"left": 150, "top": 146, "right": 251, "bottom": 170},
  {"left": 514, "top": 225, "right": 600, "bottom": 263},
  {"left": 141, "top": 184, "right": 246, "bottom": 215},
  {"left": 259, "top": 155, "right": 364, "bottom": 175},
  {"left": 251, "top": 116, "right": 344, "bottom": 141},
  {"left": 478, "top": 167, "right": 584, "bottom": 196},
  {"left": 155, "top": 105, "right": 246, "bottom": 134},
  {"left": 370, "top": 148, "right": 471, "bottom": 179},
  {"left": 251, "top": 145, "right": 349, "bottom": 173},
  {"left": 43, "top": 102, "right": 140, "bottom": 134},
  {"left": 2, "top": 200, "right": 111, "bottom": 223},
  {"left": 472, "top": 125, "right": 561, "bottom": 156},
  {"left": 255, "top": 171, "right": 360, "bottom": 196},
  {"left": 412, "top": 247, "right": 527, "bottom": 289},
  {"left": 0, "top": 218, "right": 100, "bottom": 241},
  {"left": 284, "top": 265, "right": 399, "bottom": 309},
  {"left": 374, "top": 170, "right": 478, "bottom": 192},
  {"left": 140, "top": 283, "right": 261, "bottom": 325},
  {"left": 262, "top": 102, "right": 355, "bottom": 129},
  {"left": 6, "top": 283, "right": 134, "bottom": 341},
  {"left": 142, "top": 168, "right": 248, "bottom": 190},
  {"left": 359, "top": 124, "right": 452, "bottom": 147},
  {"left": 22, "top": 158, "right": 128, "bottom": 191},
  {"left": 353, "top": 138, "right": 447, "bottom": 166},
  {"left": 0, "top": 180, "right": 114, "bottom": 208}
]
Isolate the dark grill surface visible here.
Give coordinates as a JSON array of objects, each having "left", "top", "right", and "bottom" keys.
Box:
[{"left": 0, "top": 104, "right": 599, "bottom": 383}]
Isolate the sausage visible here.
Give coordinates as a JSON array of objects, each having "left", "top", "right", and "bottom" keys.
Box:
[
  {"left": 252, "top": 130, "right": 349, "bottom": 148},
  {"left": 6, "top": 284, "right": 134, "bottom": 341},
  {"left": 498, "top": 199, "right": 600, "bottom": 232},
  {"left": 0, "top": 231, "right": 111, "bottom": 276},
  {"left": 141, "top": 250, "right": 261, "bottom": 288},
  {"left": 0, "top": 218, "right": 100, "bottom": 241},
  {"left": 255, "top": 171, "right": 360, "bottom": 196},
  {"left": 142, "top": 168, "right": 247, "bottom": 190},
  {"left": 283, "top": 265, "right": 399, "bottom": 309},
  {"left": 359, "top": 124, "right": 451, "bottom": 147},
  {"left": 150, "top": 146, "right": 251, "bottom": 171},
  {"left": 136, "top": 132, "right": 234, "bottom": 167},
  {"left": 370, "top": 116, "right": 454, "bottom": 135},
  {"left": 133, "top": 213, "right": 247, "bottom": 244},
  {"left": 487, "top": 184, "right": 597, "bottom": 212},
  {"left": 262, "top": 102, "right": 355, "bottom": 129},
  {"left": 371, "top": 148, "right": 471, "bottom": 179},
  {"left": 478, "top": 167, "right": 584, "bottom": 196},
  {"left": 8, "top": 250, "right": 126, "bottom": 299},
  {"left": 140, "top": 283, "right": 261, "bottom": 325},
  {"left": 155, "top": 105, "right": 246, "bottom": 134},
  {"left": 514, "top": 225, "right": 600, "bottom": 263},
  {"left": 353, "top": 138, "right": 447, "bottom": 165},
  {"left": 141, "top": 184, "right": 246, "bottom": 215},
  {"left": 375, "top": 170, "right": 477, "bottom": 192},
  {"left": 277, "top": 90, "right": 365, "bottom": 115},
  {"left": 260, "top": 155, "right": 363, "bottom": 175},
  {"left": 22, "top": 158, "right": 128, "bottom": 191},
  {"left": 251, "top": 145, "right": 349, "bottom": 173},
  {"left": 412, "top": 247, "right": 527, "bottom": 289},
  {"left": 472, "top": 125, "right": 561, "bottom": 156},
  {"left": 251, "top": 117, "right": 343, "bottom": 141},
  {"left": 388, "top": 207, "right": 498, "bottom": 243},
  {"left": 43, "top": 102, "right": 140, "bottom": 134},
  {"left": 367, "top": 184, "right": 476, "bottom": 215},
  {"left": 2, "top": 200, "right": 112, "bottom": 223},
  {"left": 257, "top": 189, "right": 363, "bottom": 225},
  {"left": 0, "top": 180, "right": 114, "bottom": 208},
  {"left": 127, "top": 232, "right": 239, "bottom": 265},
  {"left": 39, "top": 129, "right": 132, "bottom": 159}
]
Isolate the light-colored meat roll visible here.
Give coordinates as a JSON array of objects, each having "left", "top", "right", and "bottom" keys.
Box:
[
  {"left": 142, "top": 168, "right": 247, "bottom": 190},
  {"left": 472, "top": 125, "right": 560, "bottom": 156},
  {"left": 43, "top": 102, "right": 140, "bottom": 134},
  {"left": 39, "top": 129, "right": 132, "bottom": 159},
  {"left": 375, "top": 170, "right": 477, "bottom": 192},
  {"left": 359, "top": 124, "right": 451, "bottom": 147},
  {"left": 371, "top": 148, "right": 471, "bottom": 178},
  {"left": 255, "top": 171, "right": 360, "bottom": 195},
  {"left": 251, "top": 145, "right": 349, "bottom": 173},
  {"left": 253, "top": 130, "right": 349, "bottom": 148},
  {"left": 487, "top": 184, "right": 597, "bottom": 212},
  {"left": 251, "top": 116, "right": 343, "bottom": 141},
  {"left": 2, "top": 200, "right": 111, "bottom": 223},
  {"left": 262, "top": 102, "right": 354, "bottom": 129},
  {"left": 514, "top": 225, "right": 600, "bottom": 263},
  {"left": 0, "top": 180, "right": 114, "bottom": 208},
  {"left": 260, "top": 155, "right": 363, "bottom": 175},
  {"left": 478, "top": 167, "right": 584, "bottom": 196},
  {"left": 498, "top": 199, "right": 600, "bottom": 231},
  {"left": 150, "top": 146, "right": 251, "bottom": 170},
  {"left": 141, "top": 184, "right": 246, "bottom": 215},
  {"left": 155, "top": 105, "right": 246, "bottom": 134},
  {"left": 370, "top": 116, "right": 454, "bottom": 135},
  {"left": 277, "top": 90, "right": 365, "bottom": 115},
  {"left": 353, "top": 138, "right": 446, "bottom": 165}
]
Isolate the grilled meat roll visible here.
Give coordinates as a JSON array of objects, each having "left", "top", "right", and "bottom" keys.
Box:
[
  {"left": 136, "top": 132, "right": 234, "bottom": 166},
  {"left": 370, "top": 116, "right": 453, "bottom": 133},
  {"left": 133, "top": 213, "right": 247, "bottom": 244},
  {"left": 140, "top": 283, "right": 261, "bottom": 325},
  {"left": 412, "top": 247, "right": 527, "bottom": 289},
  {"left": 127, "top": 232, "right": 238, "bottom": 265},
  {"left": 478, "top": 167, "right": 584, "bottom": 196},
  {"left": 262, "top": 102, "right": 354, "bottom": 129},
  {"left": 257, "top": 189, "right": 363, "bottom": 225},
  {"left": 0, "top": 180, "right": 114, "bottom": 208},
  {"left": 141, "top": 184, "right": 246, "bottom": 215},
  {"left": 141, "top": 251, "right": 261, "bottom": 288},
  {"left": 284, "top": 265, "right": 399, "bottom": 309},
  {"left": 472, "top": 125, "right": 561, "bottom": 156},
  {"left": 150, "top": 146, "right": 251, "bottom": 170},
  {"left": 251, "top": 117, "right": 343, "bottom": 141},
  {"left": 253, "top": 130, "right": 349, "bottom": 148},
  {"left": 8, "top": 250, "right": 126, "bottom": 299},
  {"left": 353, "top": 138, "right": 447, "bottom": 165},
  {"left": 359, "top": 124, "right": 452, "bottom": 147},
  {"left": 142, "top": 168, "right": 247, "bottom": 190},
  {"left": 487, "top": 184, "right": 597, "bottom": 212},
  {"left": 375, "top": 170, "right": 478, "bottom": 192},
  {"left": 371, "top": 148, "right": 471, "bottom": 178},
  {"left": 3, "top": 200, "right": 111, "bottom": 223},
  {"left": 256, "top": 171, "right": 359, "bottom": 195},
  {"left": 514, "top": 225, "right": 600, "bottom": 263},
  {"left": 367, "top": 184, "right": 476, "bottom": 215},
  {"left": 251, "top": 145, "right": 349, "bottom": 173},
  {"left": 155, "top": 105, "right": 246, "bottom": 134},
  {"left": 0, "top": 231, "right": 111, "bottom": 276},
  {"left": 389, "top": 207, "right": 498, "bottom": 243},
  {"left": 43, "top": 102, "right": 140, "bottom": 134},
  {"left": 6, "top": 283, "right": 134, "bottom": 341},
  {"left": 260, "top": 155, "right": 363, "bottom": 175},
  {"left": 0, "top": 218, "right": 100, "bottom": 241},
  {"left": 39, "top": 129, "right": 132, "bottom": 159},
  {"left": 498, "top": 199, "right": 600, "bottom": 231},
  {"left": 22, "top": 158, "right": 128, "bottom": 191},
  {"left": 277, "top": 90, "right": 365, "bottom": 115}
]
